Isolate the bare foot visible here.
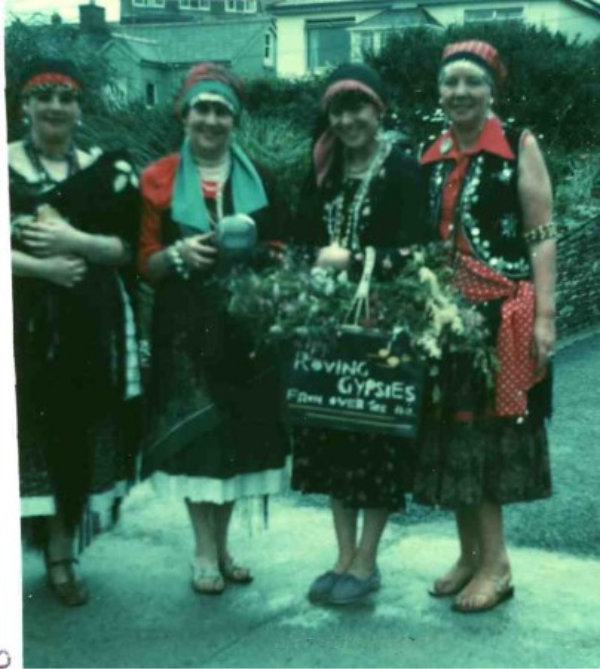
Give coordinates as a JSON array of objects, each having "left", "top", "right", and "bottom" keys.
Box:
[
  {"left": 219, "top": 554, "right": 253, "bottom": 584},
  {"left": 191, "top": 557, "right": 225, "bottom": 595},
  {"left": 429, "top": 559, "right": 477, "bottom": 597},
  {"left": 453, "top": 566, "right": 513, "bottom": 612}
]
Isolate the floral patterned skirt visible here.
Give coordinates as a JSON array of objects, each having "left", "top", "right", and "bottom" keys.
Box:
[
  {"left": 291, "top": 426, "right": 416, "bottom": 510},
  {"left": 413, "top": 415, "right": 552, "bottom": 508}
]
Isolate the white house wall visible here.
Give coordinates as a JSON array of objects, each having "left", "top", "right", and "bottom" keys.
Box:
[
  {"left": 424, "top": 0, "right": 600, "bottom": 41},
  {"left": 276, "top": 9, "right": 380, "bottom": 77}
]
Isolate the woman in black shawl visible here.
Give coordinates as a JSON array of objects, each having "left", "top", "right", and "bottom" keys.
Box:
[{"left": 10, "top": 59, "right": 141, "bottom": 606}]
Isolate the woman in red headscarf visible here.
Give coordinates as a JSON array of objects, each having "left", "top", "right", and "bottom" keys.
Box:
[
  {"left": 138, "top": 63, "right": 290, "bottom": 596},
  {"left": 10, "top": 59, "right": 141, "bottom": 606},
  {"left": 416, "top": 41, "right": 556, "bottom": 612}
]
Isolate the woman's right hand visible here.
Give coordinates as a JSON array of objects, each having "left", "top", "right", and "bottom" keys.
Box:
[
  {"left": 40, "top": 255, "right": 88, "bottom": 288},
  {"left": 179, "top": 232, "right": 218, "bottom": 272}
]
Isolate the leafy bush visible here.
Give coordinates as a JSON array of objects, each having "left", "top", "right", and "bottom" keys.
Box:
[{"left": 369, "top": 24, "right": 600, "bottom": 151}]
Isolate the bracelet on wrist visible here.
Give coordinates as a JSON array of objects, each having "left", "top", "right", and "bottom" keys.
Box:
[{"left": 168, "top": 241, "right": 190, "bottom": 280}]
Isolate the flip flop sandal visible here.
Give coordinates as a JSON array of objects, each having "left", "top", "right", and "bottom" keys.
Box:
[
  {"left": 190, "top": 559, "right": 225, "bottom": 595},
  {"left": 219, "top": 557, "right": 253, "bottom": 585},
  {"left": 452, "top": 585, "right": 515, "bottom": 613},
  {"left": 428, "top": 571, "right": 475, "bottom": 598}
]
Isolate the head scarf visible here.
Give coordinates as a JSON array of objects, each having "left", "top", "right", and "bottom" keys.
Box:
[
  {"left": 172, "top": 63, "right": 267, "bottom": 234},
  {"left": 440, "top": 40, "right": 507, "bottom": 87},
  {"left": 21, "top": 58, "right": 82, "bottom": 96},
  {"left": 314, "top": 63, "right": 388, "bottom": 187}
]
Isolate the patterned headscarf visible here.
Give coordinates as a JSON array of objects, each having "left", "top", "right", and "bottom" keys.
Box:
[
  {"left": 21, "top": 58, "right": 82, "bottom": 96},
  {"left": 176, "top": 62, "right": 244, "bottom": 117},
  {"left": 440, "top": 40, "right": 507, "bottom": 87}
]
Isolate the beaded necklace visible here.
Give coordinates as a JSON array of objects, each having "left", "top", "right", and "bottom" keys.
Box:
[
  {"left": 324, "top": 135, "right": 391, "bottom": 251},
  {"left": 23, "top": 135, "right": 79, "bottom": 190}
]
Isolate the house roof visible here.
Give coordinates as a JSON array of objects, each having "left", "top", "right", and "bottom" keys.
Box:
[
  {"left": 564, "top": 0, "right": 600, "bottom": 18},
  {"left": 349, "top": 6, "right": 439, "bottom": 29},
  {"left": 270, "top": 0, "right": 391, "bottom": 14},
  {"left": 108, "top": 16, "right": 271, "bottom": 66},
  {"left": 270, "top": 0, "right": 600, "bottom": 15}
]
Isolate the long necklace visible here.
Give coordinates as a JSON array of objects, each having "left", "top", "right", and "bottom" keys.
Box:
[
  {"left": 196, "top": 152, "right": 230, "bottom": 230},
  {"left": 23, "top": 135, "right": 79, "bottom": 190},
  {"left": 325, "top": 135, "right": 391, "bottom": 251}
]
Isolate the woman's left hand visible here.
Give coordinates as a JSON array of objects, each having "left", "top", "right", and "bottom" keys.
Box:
[
  {"left": 21, "top": 216, "right": 81, "bottom": 257},
  {"left": 531, "top": 313, "right": 556, "bottom": 373},
  {"left": 315, "top": 243, "right": 351, "bottom": 270}
]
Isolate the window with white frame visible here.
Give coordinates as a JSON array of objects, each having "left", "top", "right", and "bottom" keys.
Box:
[
  {"left": 132, "top": 0, "right": 165, "bottom": 7},
  {"left": 351, "top": 30, "right": 388, "bottom": 62},
  {"left": 264, "top": 31, "right": 275, "bottom": 66},
  {"left": 225, "top": 0, "right": 257, "bottom": 13},
  {"left": 464, "top": 6, "right": 524, "bottom": 22},
  {"left": 179, "top": 0, "right": 210, "bottom": 9},
  {"left": 306, "top": 17, "right": 355, "bottom": 72}
]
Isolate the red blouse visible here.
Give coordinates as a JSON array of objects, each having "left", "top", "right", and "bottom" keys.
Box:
[{"left": 138, "top": 153, "right": 180, "bottom": 278}]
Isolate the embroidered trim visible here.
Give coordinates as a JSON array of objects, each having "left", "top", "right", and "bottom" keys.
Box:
[
  {"left": 324, "top": 133, "right": 392, "bottom": 251},
  {"left": 23, "top": 73, "right": 80, "bottom": 92}
]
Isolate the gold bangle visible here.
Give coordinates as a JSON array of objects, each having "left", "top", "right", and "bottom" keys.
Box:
[{"left": 523, "top": 221, "right": 558, "bottom": 245}]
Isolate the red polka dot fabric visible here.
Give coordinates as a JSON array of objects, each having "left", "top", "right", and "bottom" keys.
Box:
[{"left": 455, "top": 253, "right": 544, "bottom": 417}]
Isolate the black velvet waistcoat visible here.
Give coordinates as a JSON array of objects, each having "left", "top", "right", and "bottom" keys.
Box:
[{"left": 422, "top": 126, "right": 532, "bottom": 280}]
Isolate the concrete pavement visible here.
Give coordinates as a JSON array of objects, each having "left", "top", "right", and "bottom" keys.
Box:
[{"left": 20, "top": 334, "right": 600, "bottom": 668}]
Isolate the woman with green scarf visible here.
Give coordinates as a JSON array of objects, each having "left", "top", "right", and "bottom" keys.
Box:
[{"left": 138, "top": 63, "right": 290, "bottom": 595}]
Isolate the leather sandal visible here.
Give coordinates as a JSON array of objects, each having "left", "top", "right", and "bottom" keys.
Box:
[
  {"left": 428, "top": 570, "right": 475, "bottom": 598},
  {"left": 452, "top": 575, "right": 515, "bottom": 613},
  {"left": 191, "top": 558, "right": 226, "bottom": 595},
  {"left": 45, "top": 557, "right": 88, "bottom": 607},
  {"left": 219, "top": 556, "right": 253, "bottom": 585}
]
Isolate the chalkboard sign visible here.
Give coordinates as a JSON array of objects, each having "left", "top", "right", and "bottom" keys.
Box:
[{"left": 284, "top": 329, "right": 426, "bottom": 437}]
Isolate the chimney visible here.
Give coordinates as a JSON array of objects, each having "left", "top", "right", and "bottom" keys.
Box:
[{"left": 79, "top": 2, "right": 107, "bottom": 32}]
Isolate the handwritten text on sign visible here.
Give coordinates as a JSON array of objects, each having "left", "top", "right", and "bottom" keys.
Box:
[{"left": 284, "top": 331, "right": 425, "bottom": 437}]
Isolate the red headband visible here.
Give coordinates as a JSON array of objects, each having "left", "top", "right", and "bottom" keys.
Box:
[
  {"left": 321, "top": 80, "right": 385, "bottom": 112},
  {"left": 22, "top": 73, "right": 81, "bottom": 93}
]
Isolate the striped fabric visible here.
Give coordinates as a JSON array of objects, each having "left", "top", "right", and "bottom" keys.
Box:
[
  {"left": 441, "top": 40, "right": 507, "bottom": 84},
  {"left": 117, "top": 278, "right": 142, "bottom": 400}
]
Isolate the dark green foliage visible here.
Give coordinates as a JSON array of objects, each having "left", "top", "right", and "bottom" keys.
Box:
[
  {"left": 368, "top": 24, "right": 600, "bottom": 151},
  {"left": 243, "top": 76, "right": 322, "bottom": 132}
]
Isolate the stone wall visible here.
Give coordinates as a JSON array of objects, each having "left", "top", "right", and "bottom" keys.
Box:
[{"left": 556, "top": 217, "right": 600, "bottom": 338}]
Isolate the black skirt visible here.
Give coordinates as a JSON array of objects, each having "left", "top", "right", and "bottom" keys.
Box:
[{"left": 291, "top": 426, "right": 416, "bottom": 510}]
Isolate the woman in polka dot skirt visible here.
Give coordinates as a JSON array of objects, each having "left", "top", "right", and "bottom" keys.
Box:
[{"left": 416, "top": 41, "right": 556, "bottom": 613}]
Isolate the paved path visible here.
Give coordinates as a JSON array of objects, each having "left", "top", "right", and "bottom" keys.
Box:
[{"left": 20, "top": 334, "right": 600, "bottom": 668}]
